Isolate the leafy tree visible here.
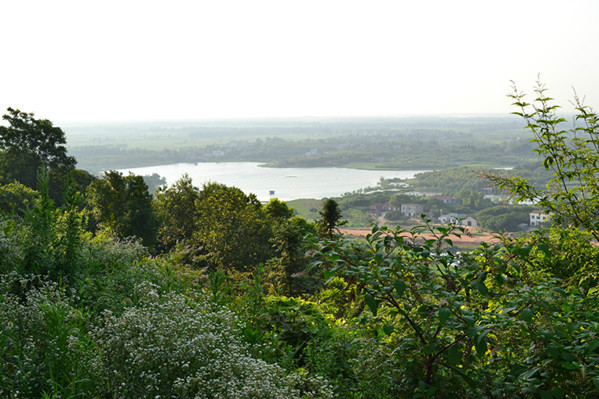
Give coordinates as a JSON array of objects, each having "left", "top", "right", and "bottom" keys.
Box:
[
  {"left": 316, "top": 199, "right": 346, "bottom": 239},
  {"left": 455, "top": 188, "right": 491, "bottom": 211},
  {"left": 141, "top": 173, "right": 167, "bottom": 195},
  {"left": 476, "top": 205, "right": 533, "bottom": 231},
  {"left": 48, "top": 167, "right": 96, "bottom": 206},
  {"left": 265, "top": 216, "right": 318, "bottom": 295},
  {"left": 193, "top": 182, "right": 272, "bottom": 272},
  {"left": 86, "top": 171, "right": 156, "bottom": 246},
  {"left": 0, "top": 107, "right": 75, "bottom": 188},
  {"left": 0, "top": 181, "right": 39, "bottom": 217},
  {"left": 487, "top": 80, "right": 599, "bottom": 241},
  {"left": 313, "top": 222, "right": 599, "bottom": 397},
  {"left": 154, "top": 174, "right": 199, "bottom": 251},
  {"left": 389, "top": 193, "right": 417, "bottom": 209},
  {"left": 264, "top": 198, "right": 294, "bottom": 220}
]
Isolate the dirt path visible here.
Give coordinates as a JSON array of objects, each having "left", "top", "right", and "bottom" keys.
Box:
[{"left": 339, "top": 228, "right": 502, "bottom": 246}]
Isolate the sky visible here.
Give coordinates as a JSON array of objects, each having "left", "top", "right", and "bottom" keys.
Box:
[{"left": 1, "top": 0, "right": 598, "bottom": 123}]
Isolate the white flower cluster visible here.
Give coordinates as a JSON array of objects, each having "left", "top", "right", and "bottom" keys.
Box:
[
  {"left": 84, "top": 236, "right": 148, "bottom": 270},
  {"left": 0, "top": 219, "right": 25, "bottom": 272},
  {"left": 0, "top": 273, "right": 98, "bottom": 397},
  {"left": 95, "top": 284, "right": 334, "bottom": 399}
]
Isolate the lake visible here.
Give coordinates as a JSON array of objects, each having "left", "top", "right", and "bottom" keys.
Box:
[{"left": 119, "top": 162, "right": 427, "bottom": 201}]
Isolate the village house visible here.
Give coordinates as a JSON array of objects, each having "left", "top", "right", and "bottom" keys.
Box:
[
  {"left": 401, "top": 203, "right": 425, "bottom": 218},
  {"left": 370, "top": 202, "right": 398, "bottom": 215},
  {"left": 438, "top": 213, "right": 479, "bottom": 227},
  {"left": 529, "top": 210, "right": 551, "bottom": 227},
  {"left": 433, "top": 195, "right": 462, "bottom": 205}
]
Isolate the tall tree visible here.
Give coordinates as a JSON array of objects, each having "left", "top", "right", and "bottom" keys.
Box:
[
  {"left": 86, "top": 171, "right": 156, "bottom": 246},
  {"left": 154, "top": 174, "right": 200, "bottom": 251},
  {"left": 193, "top": 182, "right": 272, "bottom": 272},
  {"left": 316, "top": 198, "right": 346, "bottom": 239},
  {"left": 0, "top": 108, "right": 75, "bottom": 188}
]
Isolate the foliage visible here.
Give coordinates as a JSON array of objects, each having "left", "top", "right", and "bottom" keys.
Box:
[
  {"left": 408, "top": 167, "right": 505, "bottom": 194},
  {"left": 313, "top": 222, "right": 599, "bottom": 397},
  {"left": 0, "top": 107, "right": 76, "bottom": 188},
  {"left": 0, "top": 181, "right": 39, "bottom": 217},
  {"left": 16, "top": 169, "right": 85, "bottom": 280},
  {"left": 48, "top": 167, "right": 96, "bottom": 207},
  {"left": 0, "top": 273, "right": 98, "bottom": 398},
  {"left": 96, "top": 285, "right": 333, "bottom": 399},
  {"left": 264, "top": 198, "right": 295, "bottom": 220},
  {"left": 68, "top": 117, "right": 534, "bottom": 173},
  {"left": 154, "top": 174, "right": 200, "bottom": 251},
  {"left": 193, "top": 182, "right": 272, "bottom": 271},
  {"left": 141, "top": 172, "right": 166, "bottom": 195},
  {"left": 316, "top": 199, "right": 347, "bottom": 239},
  {"left": 264, "top": 216, "right": 320, "bottom": 295},
  {"left": 476, "top": 205, "right": 535, "bottom": 232},
  {"left": 86, "top": 170, "right": 156, "bottom": 247},
  {"left": 486, "top": 80, "right": 599, "bottom": 241},
  {"left": 524, "top": 227, "right": 599, "bottom": 291}
]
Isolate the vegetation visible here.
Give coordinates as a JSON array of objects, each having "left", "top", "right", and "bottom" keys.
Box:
[
  {"left": 1, "top": 84, "right": 599, "bottom": 398},
  {"left": 65, "top": 116, "right": 534, "bottom": 173}
]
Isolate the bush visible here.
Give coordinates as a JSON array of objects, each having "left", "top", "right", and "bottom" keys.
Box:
[
  {"left": 95, "top": 284, "right": 333, "bottom": 399},
  {"left": 0, "top": 273, "right": 99, "bottom": 398}
]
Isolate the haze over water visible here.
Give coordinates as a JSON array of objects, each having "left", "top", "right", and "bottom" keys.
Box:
[{"left": 119, "top": 162, "right": 425, "bottom": 201}]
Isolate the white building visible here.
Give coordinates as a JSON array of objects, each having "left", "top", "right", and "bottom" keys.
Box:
[
  {"left": 439, "top": 213, "right": 479, "bottom": 227},
  {"left": 401, "top": 203, "right": 425, "bottom": 218},
  {"left": 529, "top": 210, "right": 551, "bottom": 227}
]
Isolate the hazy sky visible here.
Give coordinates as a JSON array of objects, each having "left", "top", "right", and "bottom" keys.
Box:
[{"left": 2, "top": 0, "right": 598, "bottom": 122}]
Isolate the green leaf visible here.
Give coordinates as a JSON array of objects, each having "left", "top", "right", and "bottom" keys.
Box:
[
  {"left": 383, "top": 325, "right": 394, "bottom": 335},
  {"left": 547, "top": 345, "right": 560, "bottom": 359},
  {"left": 520, "top": 366, "right": 541, "bottom": 380},
  {"left": 394, "top": 279, "right": 406, "bottom": 297},
  {"left": 593, "top": 377, "right": 599, "bottom": 390},
  {"left": 323, "top": 269, "right": 334, "bottom": 283},
  {"left": 475, "top": 335, "right": 487, "bottom": 357},
  {"left": 589, "top": 338, "right": 599, "bottom": 353},
  {"left": 438, "top": 307, "right": 451, "bottom": 324},
  {"left": 447, "top": 344, "right": 462, "bottom": 366},
  {"left": 561, "top": 361, "right": 577, "bottom": 370},
  {"left": 365, "top": 294, "right": 379, "bottom": 316},
  {"left": 520, "top": 309, "right": 534, "bottom": 324},
  {"left": 423, "top": 343, "right": 437, "bottom": 354},
  {"left": 551, "top": 387, "right": 565, "bottom": 399},
  {"left": 471, "top": 281, "right": 489, "bottom": 295},
  {"left": 539, "top": 391, "right": 553, "bottom": 399}
]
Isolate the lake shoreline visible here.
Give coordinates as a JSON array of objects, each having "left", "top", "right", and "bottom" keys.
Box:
[{"left": 118, "top": 162, "right": 428, "bottom": 201}]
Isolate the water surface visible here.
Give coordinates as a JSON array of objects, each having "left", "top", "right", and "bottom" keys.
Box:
[{"left": 120, "top": 162, "right": 426, "bottom": 201}]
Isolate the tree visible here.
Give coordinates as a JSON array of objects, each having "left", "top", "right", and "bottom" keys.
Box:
[
  {"left": 487, "top": 80, "right": 599, "bottom": 241},
  {"left": 154, "top": 174, "right": 199, "bottom": 251},
  {"left": 0, "top": 108, "right": 75, "bottom": 188},
  {"left": 86, "top": 171, "right": 156, "bottom": 246},
  {"left": 0, "top": 181, "right": 39, "bottom": 217},
  {"left": 316, "top": 199, "right": 346, "bottom": 239},
  {"left": 476, "top": 205, "right": 533, "bottom": 231},
  {"left": 264, "top": 198, "right": 294, "bottom": 220},
  {"left": 265, "top": 216, "right": 318, "bottom": 295},
  {"left": 142, "top": 173, "right": 167, "bottom": 196},
  {"left": 193, "top": 182, "right": 273, "bottom": 272}
]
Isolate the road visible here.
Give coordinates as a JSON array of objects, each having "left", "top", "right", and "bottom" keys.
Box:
[{"left": 339, "top": 228, "right": 502, "bottom": 247}]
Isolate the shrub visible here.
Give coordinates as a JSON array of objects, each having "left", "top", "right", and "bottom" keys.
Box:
[
  {"left": 0, "top": 273, "right": 99, "bottom": 398},
  {"left": 95, "top": 284, "right": 333, "bottom": 399}
]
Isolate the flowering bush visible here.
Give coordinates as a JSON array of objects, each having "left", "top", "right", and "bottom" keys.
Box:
[
  {"left": 95, "top": 283, "right": 333, "bottom": 399},
  {"left": 0, "top": 218, "right": 25, "bottom": 274},
  {"left": 0, "top": 273, "right": 98, "bottom": 398}
]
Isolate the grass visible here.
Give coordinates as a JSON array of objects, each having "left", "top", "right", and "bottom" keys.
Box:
[{"left": 287, "top": 198, "right": 322, "bottom": 221}]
